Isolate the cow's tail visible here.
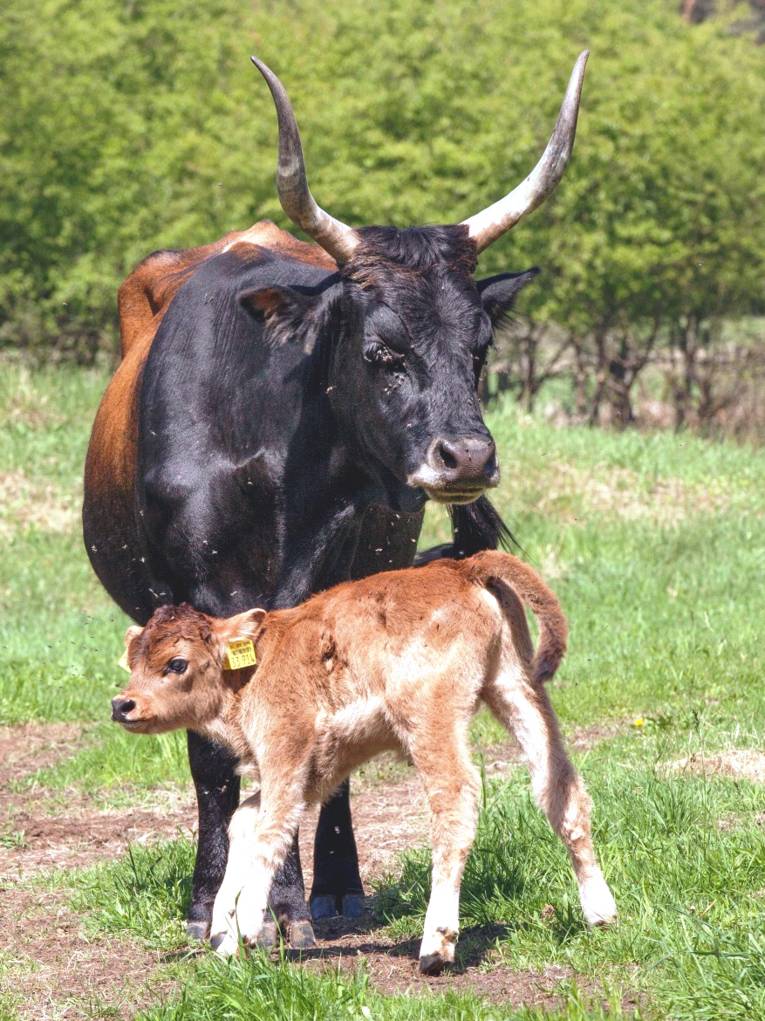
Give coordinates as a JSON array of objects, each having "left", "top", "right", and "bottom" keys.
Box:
[
  {"left": 414, "top": 497, "right": 518, "bottom": 566},
  {"left": 466, "top": 550, "right": 567, "bottom": 683}
]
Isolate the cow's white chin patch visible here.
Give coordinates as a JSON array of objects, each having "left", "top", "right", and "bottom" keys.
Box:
[
  {"left": 424, "top": 487, "right": 482, "bottom": 506},
  {"left": 406, "top": 466, "right": 490, "bottom": 506}
]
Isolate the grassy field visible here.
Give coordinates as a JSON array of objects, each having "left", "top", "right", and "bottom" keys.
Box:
[{"left": 1, "top": 363, "right": 764, "bottom": 1020}]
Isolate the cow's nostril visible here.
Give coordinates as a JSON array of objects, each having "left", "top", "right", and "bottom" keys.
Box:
[{"left": 434, "top": 440, "right": 459, "bottom": 471}]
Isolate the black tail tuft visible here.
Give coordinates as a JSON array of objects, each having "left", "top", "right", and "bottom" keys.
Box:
[
  {"left": 415, "top": 497, "right": 519, "bottom": 566},
  {"left": 452, "top": 497, "right": 518, "bottom": 555}
]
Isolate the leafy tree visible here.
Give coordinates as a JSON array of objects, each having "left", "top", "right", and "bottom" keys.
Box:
[{"left": 1, "top": 0, "right": 763, "bottom": 406}]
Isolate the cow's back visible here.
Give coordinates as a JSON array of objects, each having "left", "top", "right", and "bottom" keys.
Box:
[{"left": 83, "top": 222, "right": 336, "bottom": 623}]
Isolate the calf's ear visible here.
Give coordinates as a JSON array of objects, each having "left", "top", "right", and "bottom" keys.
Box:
[
  {"left": 477, "top": 267, "right": 540, "bottom": 324},
  {"left": 124, "top": 625, "right": 143, "bottom": 647},
  {"left": 120, "top": 625, "right": 143, "bottom": 672},
  {"left": 215, "top": 608, "right": 268, "bottom": 644}
]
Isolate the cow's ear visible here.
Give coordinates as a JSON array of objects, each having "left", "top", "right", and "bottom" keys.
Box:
[
  {"left": 477, "top": 268, "right": 540, "bottom": 324},
  {"left": 239, "top": 283, "right": 342, "bottom": 350},
  {"left": 239, "top": 286, "right": 313, "bottom": 320}
]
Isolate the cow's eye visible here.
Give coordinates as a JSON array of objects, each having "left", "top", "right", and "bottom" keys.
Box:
[
  {"left": 167, "top": 658, "right": 188, "bottom": 674},
  {"left": 364, "top": 342, "right": 404, "bottom": 369}
]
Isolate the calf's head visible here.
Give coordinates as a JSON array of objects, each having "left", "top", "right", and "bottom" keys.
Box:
[
  {"left": 111, "top": 604, "right": 265, "bottom": 734},
  {"left": 244, "top": 53, "right": 587, "bottom": 507}
]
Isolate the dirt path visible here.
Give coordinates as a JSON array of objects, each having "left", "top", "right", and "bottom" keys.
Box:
[{"left": 0, "top": 722, "right": 617, "bottom": 1018}]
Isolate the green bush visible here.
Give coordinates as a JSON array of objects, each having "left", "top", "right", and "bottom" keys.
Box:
[{"left": 2, "top": 1, "right": 764, "bottom": 363}]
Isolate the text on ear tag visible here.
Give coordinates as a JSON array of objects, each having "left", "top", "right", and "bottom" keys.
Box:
[
  {"left": 117, "top": 649, "right": 130, "bottom": 672},
  {"left": 224, "top": 639, "right": 257, "bottom": 670}
]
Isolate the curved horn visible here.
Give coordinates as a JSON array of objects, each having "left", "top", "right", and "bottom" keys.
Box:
[
  {"left": 462, "top": 51, "right": 589, "bottom": 254},
  {"left": 251, "top": 56, "right": 360, "bottom": 264}
]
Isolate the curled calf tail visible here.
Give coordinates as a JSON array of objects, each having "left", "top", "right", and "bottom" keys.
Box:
[{"left": 468, "top": 550, "right": 568, "bottom": 683}]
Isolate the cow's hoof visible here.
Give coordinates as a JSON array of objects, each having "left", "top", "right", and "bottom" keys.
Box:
[
  {"left": 340, "top": 894, "right": 365, "bottom": 918},
  {"left": 310, "top": 894, "right": 338, "bottom": 920},
  {"left": 289, "top": 919, "right": 316, "bottom": 949},
  {"left": 186, "top": 918, "right": 211, "bottom": 941},
  {"left": 418, "top": 952, "right": 448, "bottom": 976}
]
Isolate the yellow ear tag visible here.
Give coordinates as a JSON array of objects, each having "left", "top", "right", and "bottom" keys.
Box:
[
  {"left": 117, "top": 649, "right": 130, "bottom": 673},
  {"left": 223, "top": 639, "right": 257, "bottom": 670}
]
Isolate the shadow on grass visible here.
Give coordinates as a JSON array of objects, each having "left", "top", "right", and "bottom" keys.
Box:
[{"left": 283, "top": 907, "right": 510, "bottom": 973}]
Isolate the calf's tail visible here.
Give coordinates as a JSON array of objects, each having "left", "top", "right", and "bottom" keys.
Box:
[{"left": 466, "top": 550, "right": 568, "bottom": 683}]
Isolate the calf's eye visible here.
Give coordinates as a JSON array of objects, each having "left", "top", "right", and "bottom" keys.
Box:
[{"left": 168, "top": 658, "right": 188, "bottom": 674}]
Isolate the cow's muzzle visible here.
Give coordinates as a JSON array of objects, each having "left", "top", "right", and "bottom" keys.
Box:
[{"left": 408, "top": 434, "right": 499, "bottom": 504}]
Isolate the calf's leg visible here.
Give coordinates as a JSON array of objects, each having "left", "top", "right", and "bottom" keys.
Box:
[
  {"left": 409, "top": 717, "right": 481, "bottom": 975},
  {"left": 484, "top": 669, "right": 617, "bottom": 926},
  {"left": 211, "top": 783, "right": 306, "bottom": 957}
]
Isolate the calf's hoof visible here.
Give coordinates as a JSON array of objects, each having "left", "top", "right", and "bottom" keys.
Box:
[
  {"left": 186, "top": 918, "right": 211, "bottom": 941},
  {"left": 310, "top": 894, "right": 338, "bottom": 920},
  {"left": 418, "top": 952, "right": 449, "bottom": 976},
  {"left": 289, "top": 919, "right": 316, "bottom": 949},
  {"left": 210, "top": 929, "right": 238, "bottom": 958},
  {"left": 256, "top": 918, "right": 279, "bottom": 948},
  {"left": 340, "top": 894, "right": 365, "bottom": 918},
  {"left": 580, "top": 875, "right": 618, "bottom": 927}
]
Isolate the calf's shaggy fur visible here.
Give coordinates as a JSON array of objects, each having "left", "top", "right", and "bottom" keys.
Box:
[{"left": 113, "top": 551, "right": 616, "bottom": 972}]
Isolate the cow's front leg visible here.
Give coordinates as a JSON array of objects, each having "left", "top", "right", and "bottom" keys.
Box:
[
  {"left": 266, "top": 834, "right": 316, "bottom": 947},
  {"left": 310, "top": 780, "right": 365, "bottom": 919},
  {"left": 186, "top": 730, "right": 241, "bottom": 939}
]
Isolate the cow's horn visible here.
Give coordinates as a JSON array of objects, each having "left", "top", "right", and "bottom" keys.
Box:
[
  {"left": 461, "top": 51, "right": 589, "bottom": 254},
  {"left": 251, "top": 56, "right": 360, "bottom": 264}
]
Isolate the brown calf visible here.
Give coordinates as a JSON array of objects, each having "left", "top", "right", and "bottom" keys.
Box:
[{"left": 112, "top": 551, "right": 616, "bottom": 973}]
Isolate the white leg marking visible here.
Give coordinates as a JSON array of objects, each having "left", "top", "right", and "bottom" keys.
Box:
[
  {"left": 488, "top": 666, "right": 617, "bottom": 927},
  {"left": 211, "top": 788, "right": 306, "bottom": 956},
  {"left": 579, "top": 870, "right": 618, "bottom": 926}
]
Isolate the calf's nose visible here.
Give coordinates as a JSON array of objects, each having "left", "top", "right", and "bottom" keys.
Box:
[
  {"left": 426, "top": 434, "right": 498, "bottom": 485},
  {"left": 111, "top": 696, "right": 136, "bottom": 722}
]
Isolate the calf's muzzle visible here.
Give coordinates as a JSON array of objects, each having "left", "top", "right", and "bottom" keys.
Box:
[{"left": 111, "top": 696, "right": 136, "bottom": 722}]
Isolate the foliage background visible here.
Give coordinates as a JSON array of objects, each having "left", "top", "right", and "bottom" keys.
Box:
[{"left": 2, "top": 0, "right": 764, "bottom": 432}]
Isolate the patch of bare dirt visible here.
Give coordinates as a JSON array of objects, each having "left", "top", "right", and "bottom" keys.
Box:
[
  {"left": 663, "top": 750, "right": 765, "bottom": 784},
  {"left": 0, "top": 470, "right": 79, "bottom": 537},
  {"left": 0, "top": 723, "right": 196, "bottom": 879},
  {"left": 0, "top": 723, "right": 194, "bottom": 1018},
  {"left": 0, "top": 797, "right": 196, "bottom": 881},
  {"left": 1, "top": 885, "right": 175, "bottom": 1021},
  {"left": 296, "top": 914, "right": 575, "bottom": 1009},
  {"left": 0, "top": 723, "right": 83, "bottom": 785}
]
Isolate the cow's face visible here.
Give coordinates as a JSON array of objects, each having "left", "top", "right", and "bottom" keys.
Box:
[
  {"left": 248, "top": 52, "right": 585, "bottom": 507},
  {"left": 329, "top": 227, "right": 537, "bottom": 508},
  {"left": 110, "top": 605, "right": 264, "bottom": 735}
]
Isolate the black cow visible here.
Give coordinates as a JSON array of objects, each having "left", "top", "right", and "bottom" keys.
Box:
[{"left": 83, "top": 52, "right": 588, "bottom": 946}]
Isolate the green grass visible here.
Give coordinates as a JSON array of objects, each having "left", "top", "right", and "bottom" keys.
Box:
[
  {"left": 135, "top": 952, "right": 627, "bottom": 1021},
  {"left": 3, "top": 363, "right": 765, "bottom": 1018},
  {"left": 0, "top": 364, "right": 130, "bottom": 726},
  {"left": 21, "top": 723, "right": 190, "bottom": 802}
]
